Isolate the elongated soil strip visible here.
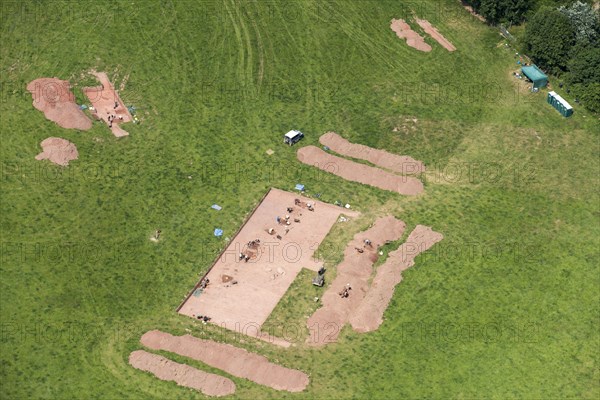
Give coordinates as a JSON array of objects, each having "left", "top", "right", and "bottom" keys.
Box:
[
  {"left": 129, "top": 350, "right": 236, "bottom": 397},
  {"left": 297, "top": 146, "right": 424, "bottom": 195},
  {"left": 307, "top": 216, "right": 406, "bottom": 346},
  {"left": 349, "top": 225, "right": 443, "bottom": 332},
  {"left": 415, "top": 19, "right": 456, "bottom": 51},
  {"left": 141, "top": 330, "right": 309, "bottom": 392},
  {"left": 320, "top": 131, "right": 425, "bottom": 174},
  {"left": 390, "top": 18, "right": 432, "bottom": 52}
]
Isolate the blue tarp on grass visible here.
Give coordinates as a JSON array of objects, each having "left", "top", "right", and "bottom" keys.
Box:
[
  {"left": 211, "top": 204, "right": 222, "bottom": 211},
  {"left": 214, "top": 228, "right": 223, "bottom": 237},
  {"left": 521, "top": 65, "right": 548, "bottom": 89},
  {"left": 295, "top": 184, "right": 305, "bottom": 191}
]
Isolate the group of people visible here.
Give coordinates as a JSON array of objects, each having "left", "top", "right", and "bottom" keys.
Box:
[
  {"left": 199, "top": 277, "right": 210, "bottom": 289},
  {"left": 238, "top": 239, "right": 261, "bottom": 262},
  {"left": 294, "top": 198, "right": 314, "bottom": 211},
  {"left": 104, "top": 102, "right": 124, "bottom": 128},
  {"left": 276, "top": 215, "right": 292, "bottom": 226},
  {"left": 106, "top": 113, "right": 123, "bottom": 128},
  {"left": 355, "top": 239, "right": 372, "bottom": 254},
  {"left": 339, "top": 284, "right": 352, "bottom": 298},
  {"left": 194, "top": 314, "right": 211, "bottom": 323},
  {"left": 272, "top": 203, "right": 305, "bottom": 237}
]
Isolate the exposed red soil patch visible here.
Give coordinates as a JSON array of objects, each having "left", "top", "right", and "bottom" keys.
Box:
[
  {"left": 141, "top": 330, "right": 309, "bottom": 392},
  {"left": 35, "top": 137, "right": 78, "bottom": 166},
  {"left": 178, "top": 188, "right": 358, "bottom": 346},
  {"left": 129, "top": 350, "right": 235, "bottom": 397},
  {"left": 83, "top": 71, "right": 133, "bottom": 137},
  {"left": 349, "top": 225, "right": 443, "bottom": 332},
  {"left": 297, "top": 146, "right": 424, "bottom": 195},
  {"left": 390, "top": 18, "right": 432, "bottom": 52},
  {"left": 320, "top": 131, "right": 425, "bottom": 174},
  {"left": 27, "top": 78, "right": 92, "bottom": 130},
  {"left": 415, "top": 19, "right": 456, "bottom": 52},
  {"left": 307, "top": 216, "right": 406, "bottom": 346}
]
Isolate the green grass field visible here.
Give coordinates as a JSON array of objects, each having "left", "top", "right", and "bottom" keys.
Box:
[{"left": 1, "top": 0, "right": 598, "bottom": 398}]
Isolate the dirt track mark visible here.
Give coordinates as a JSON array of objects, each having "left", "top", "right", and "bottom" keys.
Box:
[
  {"left": 335, "top": 3, "right": 402, "bottom": 72},
  {"left": 224, "top": 1, "right": 247, "bottom": 86},
  {"left": 250, "top": 17, "right": 265, "bottom": 87}
]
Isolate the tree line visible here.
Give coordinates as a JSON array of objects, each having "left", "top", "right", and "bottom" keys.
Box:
[{"left": 464, "top": 0, "right": 600, "bottom": 112}]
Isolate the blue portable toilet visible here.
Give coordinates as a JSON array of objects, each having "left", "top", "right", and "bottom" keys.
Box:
[{"left": 547, "top": 91, "right": 573, "bottom": 117}]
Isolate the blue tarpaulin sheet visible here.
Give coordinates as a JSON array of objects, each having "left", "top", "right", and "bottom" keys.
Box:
[
  {"left": 214, "top": 228, "right": 223, "bottom": 237},
  {"left": 295, "top": 184, "right": 305, "bottom": 191},
  {"left": 211, "top": 204, "right": 222, "bottom": 211},
  {"left": 79, "top": 104, "right": 88, "bottom": 110}
]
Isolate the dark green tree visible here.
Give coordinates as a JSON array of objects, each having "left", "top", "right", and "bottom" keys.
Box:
[
  {"left": 479, "top": 0, "right": 502, "bottom": 24},
  {"left": 504, "top": 0, "right": 534, "bottom": 24},
  {"left": 573, "top": 83, "right": 600, "bottom": 112},
  {"left": 464, "top": 0, "right": 533, "bottom": 25},
  {"left": 524, "top": 8, "right": 576, "bottom": 74},
  {"left": 567, "top": 45, "right": 600, "bottom": 84}
]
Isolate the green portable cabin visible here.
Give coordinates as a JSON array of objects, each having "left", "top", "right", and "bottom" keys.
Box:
[
  {"left": 521, "top": 65, "right": 548, "bottom": 89},
  {"left": 547, "top": 91, "right": 573, "bottom": 117}
]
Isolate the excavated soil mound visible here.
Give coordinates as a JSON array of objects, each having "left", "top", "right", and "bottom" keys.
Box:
[
  {"left": 297, "top": 146, "right": 424, "bottom": 195},
  {"left": 390, "top": 19, "right": 432, "bottom": 52},
  {"left": 27, "top": 78, "right": 92, "bottom": 130},
  {"left": 141, "top": 330, "right": 309, "bottom": 392},
  {"left": 415, "top": 19, "right": 456, "bottom": 51},
  {"left": 35, "top": 137, "right": 78, "bottom": 166},
  {"left": 349, "top": 225, "right": 443, "bottom": 332},
  {"left": 320, "top": 132, "right": 425, "bottom": 174},
  {"left": 307, "top": 216, "right": 406, "bottom": 346},
  {"left": 129, "top": 350, "right": 235, "bottom": 397}
]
